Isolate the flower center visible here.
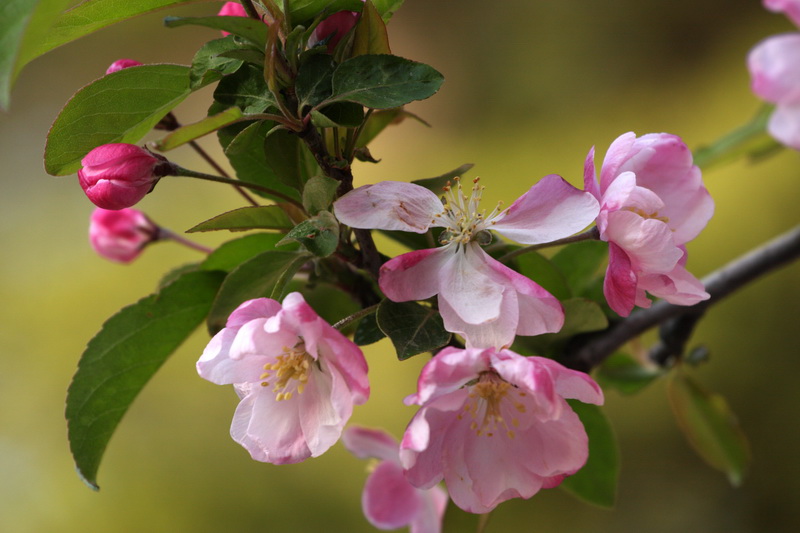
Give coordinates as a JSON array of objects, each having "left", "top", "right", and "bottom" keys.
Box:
[
  {"left": 435, "top": 177, "right": 503, "bottom": 248},
  {"left": 459, "top": 371, "right": 527, "bottom": 438},
  {"left": 259, "top": 343, "right": 313, "bottom": 401},
  {"left": 625, "top": 206, "right": 670, "bottom": 224}
]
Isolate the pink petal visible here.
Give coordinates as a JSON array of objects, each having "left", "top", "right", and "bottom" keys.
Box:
[
  {"left": 437, "top": 246, "right": 505, "bottom": 325},
  {"left": 604, "top": 211, "right": 682, "bottom": 273},
  {"left": 765, "top": 0, "right": 800, "bottom": 27},
  {"left": 604, "top": 242, "right": 637, "bottom": 317},
  {"left": 229, "top": 317, "right": 298, "bottom": 360},
  {"left": 583, "top": 146, "right": 601, "bottom": 199},
  {"left": 639, "top": 262, "right": 709, "bottom": 306},
  {"left": 298, "top": 364, "right": 344, "bottom": 457},
  {"left": 363, "top": 461, "right": 423, "bottom": 529},
  {"left": 438, "top": 291, "right": 519, "bottom": 349},
  {"left": 343, "top": 426, "right": 400, "bottom": 463},
  {"left": 226, "top": 298, "right": 283, "bottom": 328},
  {"left": 410, "top": 485, "right": 448, "bottom": 533},
  {"left": 492, "top": 174, "right": 599, "bottom": 245},
  {"left": 768, "top": 104, "right": 800, "bottom": 149},
  {"left": 379, "top": 247, "right": 450, "bottom": 302},
  {"left": 598, "top": 132, "right": 637, "bottom": 193},
  {"left": 196, "top": 327, "right": 272, "bottom": 384},
  {"left": 333, "top": 181, "right": 444, "bottom": 233},
  {"left": 412, "top": 347, "right": 489, "bottom": 404},
  {"left": 749, "top": 33, "right": 800, "bottom": 105},
  {"left": 528, "top": 356, "right": 605, "bottom": 405}
]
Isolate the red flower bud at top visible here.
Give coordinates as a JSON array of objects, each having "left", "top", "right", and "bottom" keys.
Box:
[
  {"left": 218, "top": 2, "right": 252, "bottom": 36},
  {"left": 78, "top": 144, "right": 170, "bottom": 210},
  {"left": 106, "top": 59, "right": 143, "bottom": 74},
  {"left": 89, "top": 207, "right": 158, "bottom": 263},
  {"left": 309, "top": 10, "right": 360, "bottom": 53}
]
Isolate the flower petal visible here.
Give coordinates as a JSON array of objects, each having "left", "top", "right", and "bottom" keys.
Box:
[
  {"left": 380, "top": 247, "right": 450, "bottom": 302},
  {"left": 334, "top": 181, "right": 444, "bottom": 233},
  {"left": 769, "top": 103, "right": 800, "bottom": 150},
  {"left": 604, "top": 242, "right": 637, "bottom": 317},
  {"left": 748, "top": 33, "right": 800, "bottom": 105},
  {"left": 363, "top": 461, "right": 423, "bottom": 529},
  {"left": 343, "top": 426, "right": 400, "bottom": 463},
  {"left": 438, "top": 245, "right": 504, "bottom": 325}
]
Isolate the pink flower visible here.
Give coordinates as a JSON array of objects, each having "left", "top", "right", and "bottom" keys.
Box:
[
  {"left": 78, "top": 144, "right": 169, "bottom": 210},
  {"left": 343, "top": 426, "right": 447, "bottom": 533},
  {"left": 197, "top": 293, "right": 369, "bottom": 464},
  {"left": 89, "top": 207, "right": 158, "bottom": 263},
  {"left": 105, "top": 59, "right": 142, "bottom": 74},
  {"left": 334, "top": 176, "right": 599, "bottom": 349},
  {"left": 584, "top": 132, "right": 714, "bottom": 316},
  {"left": 399, "top": 347, "right": 603, "bottom": 513},
  {"left": 309, "top": 10, "right": 360, "bottom": 53},
  {"left": 218, "top": 1, "right": 247, "bottom": 18},
  {"left": 765, "top": 0, "right": 800, "bottom": 26}
]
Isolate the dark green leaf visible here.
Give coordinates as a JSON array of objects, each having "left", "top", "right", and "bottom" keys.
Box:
[
  {"left": 327, "top": 54, "right": 444, "bottom": 109},
  {"left": 296, "top": 53, "right": 335, "bottom": 109},
  {"left": 164, "top": 15, "right": 268, "bottom": 47},
  {"left": 157, "top": 262, "right": 200, "bottom": 289},
  {"left": 264, "top": 128, "right": 317, "bottom": 190},
  {"left": 311, "top": 101, "right": 365, "bottom": 127},
  {"left": 376, "top": 300, "right": 450, "bottom": 360},
  {"left": 355, "top": 107, "right": 402, "bottom": 146},
  {"left": 303, "top": 175, "right": 339, "bottom": 215},
  {"left": 515, "top": 251, "right": 570, "bottom": 301},
  {"left": 279, "top": 0, "right": 364, "bottom": 24},
  {"left": 214, "top": 64, "right": 276, "bottom": 114},
  {"left": 278, "top": 211, "right": 339, "bottom": 257},
  {"left": 517, "top": 298, "right": 608, "bottom": 355},
  {"left": 153, "top": 107, "right": 243, "bottom": 151},
  {"left": 187, "top": 206, "right": 294, "bottom": 233},
  {"left": 595, "top": 352, "right": 662, "bottom": 395},
  {"left": 561, "top": 401, "right": 619, "bottom": 508},
  {"left": 352, "top": 0, "right": 391, "bottom": 56},
  {"left": 551, "top": 240, "right": 608, "bottom": 297},
  {"left": 45, "top": 64, "right": 192, "bottom": 175},
  {"left": 411, "top": 163, "right": 474, "bottom": 192},
  {"left": 371, "top": 0, "right": 404, "bottom": 21},
  {"left": 668, "top": 371, "right": 751, "bottom": 486},
  {"left": 188, "top": 37, "right": 247, "bottom": 89},
  {"left": 66, "top": 270, "right": 225, "bottom": 489},
  {"left": 379, "top": 228, "right": 440, "bottom": 251},
  {"left": 207, "top": 251, "right": 311, "bottom": 333},
  {"left": 354, "top": 312, "right": 385, "bottom": 345},
  {"left": 201, "top": 233, "right": 289, "bottom": 272}
]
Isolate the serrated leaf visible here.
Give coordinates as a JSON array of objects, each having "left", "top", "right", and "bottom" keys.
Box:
[
  {"left": 214, "top": 63, "right": 277, "bottom": 114},
  {"left": 296, "top": 53, "right": 335, "bottom": 110},
  {"left": 354, "top": 312, "right": 385, "bottom": 345},
  {"left": 411, "top": 163, "right": 474, "bottom": 192},
  {"left": 187, "top": 206, "right": 294, "bottom": 233},
  {"left": 303, "top": 175, "right": 339, "bottom": 215},
  {"left": 207, "top": 250, "right": 311, "bottom": 333},
  {"left": 551, "top": 240, "right": 608, "bottom": 297},
  {"left": 561, "top": 402, "right": 619, "bottom": 508},
  {"left": 595, "top": 352, "right": 662, "bottom": 395},
  {"left": 326, "top": 54, "right": 444, "bottom": 109},
  {"left": 377, "top": 300, "right": 450, "bottom": 360},
  {"left": 45, "top": 64, "right": 192, "bottom": 176},
  {"left": 65, "top": 270, "right": 225, "bottom": 490},
  {"left": 201, "top": 233, "right": 288, "bottom": 272},
  {"left": 278, "top": 211, "right": 339, "bottom": 257},
  {"left": 153, "top": 107, "right": 243, "bottom": 151},
  {"left": 164, "top": 15, "right": 268, "bottom": 47},
  {"left": 668, "top": 371, "right": 751, "bottom": 486},
  {"left": 188, "top": 37, "right": 247, "bottom": 89},
  {"left": 352, "top": 0, "right": 390, "bottom": 56}
]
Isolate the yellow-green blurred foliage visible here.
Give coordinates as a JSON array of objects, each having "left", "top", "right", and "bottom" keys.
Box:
[{"left": 1, "top": 1, "right": 799, "bottom": 531}]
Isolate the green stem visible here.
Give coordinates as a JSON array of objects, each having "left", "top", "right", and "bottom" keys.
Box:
[
  {"left": 158, "top": 228, "right": 214, "bottom": 254},
  {"left": 693, "top": 104, "right": 782, "bottom": 170},
  {"left": 332, "top": 303, "right": 380, "bottom": 330},
  {"left": 187, "top": 140, "right": 259, "bottom": 207},
  {"left": 240, "top": 0, "right": 261, "bottom": 20},
  {"left": 497, "top": 226, "right": 600, "bottom": 263}
]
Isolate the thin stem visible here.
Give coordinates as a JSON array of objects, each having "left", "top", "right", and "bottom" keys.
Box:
[
  {"left": 345, "top": 108, "right": 373, "bottom": 161},
  {"left": 170, "top": 165, "right": 305, "bottom": 210},
  {"left": 332, "top": 303, "right": 380, "bottom": 330},
  {"left": 498, "top": 227, "right": 600, "bottom": 263},
  {"left": 187, "top": 140, "right": 259, "bottom": 207},
  {"left": 240, "top": 0, "right": 261, "bottom": 20},
  {"left": 333, "top": 127, "right": 342, "bottom": 159},
  {"left": 158, "top": 228, "right": 214, "bottom": 254},
  {"left": 562, "top": 225, "right": 800, "bottom": 371},
  {"left": 476, "top": 513, "right": 492, "bottom": 533}
]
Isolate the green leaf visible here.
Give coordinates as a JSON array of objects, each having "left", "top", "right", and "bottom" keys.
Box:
[
  {"left": 188, "top": 37, "right": 247, "bottom": 89},
  {"left": 153, "top": 107, "right": 243, "bottom": 151},
  {"left": 279, "top": 0, "right": 364, "bottom": 24},
  {"left": 517, "top": 298, "right": 608, "bottom": 356},
  {"left": 411, "top": 163, "right": 474, "bottom": 192},
  {"left": 45, "top": 64, "right": 192, "bottom": 176},
  {"left": 207, "top": 250, "right": 311, "bottom": 333},
  {"left": 164, "top": 15, "right": 268, "bottom": 47},
  {"left": 551, "top": 240, "right": 608, "bottom": 297},
  {"left": 0, "top": 0, "right": 70, "bottom": 110},
  {"left": 187, "top": 206, "right": 294, "bottom": 233},
  {"left": 693, "top": 104, "right": 782, "bottom": 170},
  {"left": 303, "top": 175, "right": 339, "bottom": 215},
  {"left": 371, "top": 0, "right": 404, "bottom": 21},
  {"left": 378, "top": 227, "right": 440, "bottom": 251},
  {"left": 65, "top": 270, "right": 225, "bottom": 490},
  {"left": 264, "top": 128, "right": 317, "bottom": 190},
  {"left": 214, "top": 64, "right": 277, "bottom": 114},
  {"left": 296, "top": 53, "right": 335, "bottom": 110},
  {"left": 278, "top": 210, "right": 340, "bottom": 257},
  {"left": 595, "top": 352, "right": 662, "bottom": 395},
  {"left": 560, "top": 402, "right": 619, "bottom": 508},
  {"left": 376, "top": 300, "right": 450, "bottom": 360},
  {"left": 515, "top": 251, "right": 570, "bottom": 301},
  {"left": 355, "top": 107, "right": 402, "bottom": 146},
  {"left": 351, "top": 0, "right": 391, "bottom": 56},
  {"left": 201, "top": 233, "right": 289, "bottom": 272},
  {"left": 327, "top": 54, "right": 444, "bottom": 109},
  {"left": 668, "top": 370, "right": 751, "bottom": 486},
  {"left": 354, "top": 312, "right": 385, "bottom": 345},
  {"left": 311, "top": 101, "right": 364, "bottom": 127}
]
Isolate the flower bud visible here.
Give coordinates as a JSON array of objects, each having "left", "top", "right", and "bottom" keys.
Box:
[
  {"left": 218, "top": 2, "right": 250, "bottom": 36},
  {"left": 89, "top": 208, "right": 159, "bottom": 263},
  {"left": 78, "top": 144, "right": 170, "bottom": 210},
  {"left": 309, "top": 10, "right": 360, "bottom": 53},
  {"left": 105, "top": 59, "right": 143, "bottom": 75}
]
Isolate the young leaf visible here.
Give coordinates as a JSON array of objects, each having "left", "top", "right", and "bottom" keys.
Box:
[
  {"left": 376, "top": 300, "right": 451, "bottom": 360},
  {"left": 201, "top": 233, "right": 290, "bottom": 272},
  {"left": 411, "top": 163, "right": 474, "bottom": 192},
  {"left": 65, "top": 270, "right": 225, "bottom": 490},
  {"left": 207, "top": 250, "right": 311, "bottom": 333},
  {"left": 152, "top": 107, "right": 243, "bottom": 151},
  {"left": 188, "top": 37, "right": 248, "bottom": 89},
  {"left": 351, "top": 0, "right": 391, "bottom": 56},
  {"left": 278, "top": 211, "right": 340, "bottom": 257},
  {"left": 560, "top": 402, "right": 619, "bottom": 508},
  {"left": 596, "top": 352, "right": 662, "bottom": 395},
  {"left": 45, "top": 64, "right": 192, "bottom": 175},
  {"left": 354, "top": 313, "right": 386, "bottom": 345},
  {"left": 214, "top": 64, "right": 277, "bottom": 114},
  {"left": 264, "top": 128, "right": 317, "bottom": 191},
  {"left": 187, "top": 206, "right": 294, "bottom": 233},
  {"left": 372, "top": 0, "right": 405, "bottom": 21},
  {"left": 296, "top": 54, "right": 335, "bottom": 110},
  {"left": 514, "top": 251, "right": 571, "bottom": 301},
  {"left": 164, "top": 15, "right": 268, "bottom": 47},
  {"left": 311, "top": 102, "right": 365, "bottom": 127},
  {"left": 326, "top": 54, "right": 444, "bottom": 109},
  {"left": 302, "top": 175, "right": 339, "bottom": 215},
  {"left": 355, "top": 107, "right": 403, "bottom": 147},
  {"left": 551, "top": 240, "right": 608, "bottom": 297},
  {"left": 668, "top": 370, "right": 751, "bottom": 486}
]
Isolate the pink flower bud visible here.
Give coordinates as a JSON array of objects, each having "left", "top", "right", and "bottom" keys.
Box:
[
  {"left": 105, "top": 59, "right": 143, "bottom": 75},
  {"left": 309, "top": 10, "right": 360, "bottom": 53},
  {"left": 89, "top": 208, "right": 158, "bottom": 263},
  {"left": 218, "top": 2, "right": 247, "bottom": 18},
  {"left": 78, "top": 144, "right": 169, "bottom": 210}
]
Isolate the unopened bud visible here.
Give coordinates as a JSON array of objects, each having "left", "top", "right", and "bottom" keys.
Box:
[
  {"left": 105, "top": 59, "right": 143, "bottom": 75},
  {"left": 89, "top": 207, "right": 158, "bottom": 263},
  {"left": 308, "top": 10, "right": 360, "bottom": 53}
]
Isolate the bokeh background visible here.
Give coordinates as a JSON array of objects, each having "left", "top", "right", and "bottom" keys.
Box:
[{"left": 2, "top": 1, "right": 799, "bottom": 531}]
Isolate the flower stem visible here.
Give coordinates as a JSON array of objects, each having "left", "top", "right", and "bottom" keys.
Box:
[
  {"left": 332, "top": 303, "right": 381, "bottom": 330},
  {"left": 187, "top": 140, "right": 259, "bottom": 207},
  {"left": 158, "top": 228, "right": 214, "bottom": 255},
  {"left": 497, "top": 226, "right": 600, "bottom": 263},
  {"left": 693, "top": 104, "right": 781, "bottom": 170}
]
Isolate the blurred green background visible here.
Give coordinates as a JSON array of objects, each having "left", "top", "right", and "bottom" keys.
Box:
[{"left": 1, "top": 1, "right": 799, "bottom": 531}]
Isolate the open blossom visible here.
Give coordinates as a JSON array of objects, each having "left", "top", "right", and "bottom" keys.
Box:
[
  {"left": 399, "top": 347, "right": 603, "bottom": 513},
  {"left": 334, "top": 176, "right": 599, "bottom": 349},
  {"left": 343, "top": 426, "right": 447, "bottom": 533},
  {"left": 78, "top": 144, "right": 170, "bottom": 210},
  {"left": 197, "top": 293, "right": 369, "bottom": 464},
  {"left": 89, "top": 207, "right": 158, "bottom": 263},
  {"left": 748, "top": 0, "right": 800, "bottom": 148},
  {"left": 584, "top": 132, "right": 714, "bottom": 316}
]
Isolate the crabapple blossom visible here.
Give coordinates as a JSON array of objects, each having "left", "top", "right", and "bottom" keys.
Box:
[
  {"left": 218, "top": 1, "right": 247, "bottom": 18},
  {"left": 334, "top": 176, "right": 599, "bottom": 349},
  {"left": 78, "top": 144, "right": 170, "bottom": 210},
  {"left": 343, "top": 426, "right": 447, "bottom": 533},
  {"left": 399, "top": 347, "right": 603, "bottom": 514},
  {"left": 197, "top": 293, "right": 369, "bottom": 464},
  {"left": 584, "top": 132, "right": 714, "bottom": 316},
  {"left": 764, "top": 0, "right": 800, "bottom": 27},
  {"left": 89, "top": 207, "right": 157, "bottom": 263},
  {"left": 105, "top": 59, "right": 142, "bottom": 74},
  {"left": 309, "top": 10, "right": 360, "bottom": 53}
]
